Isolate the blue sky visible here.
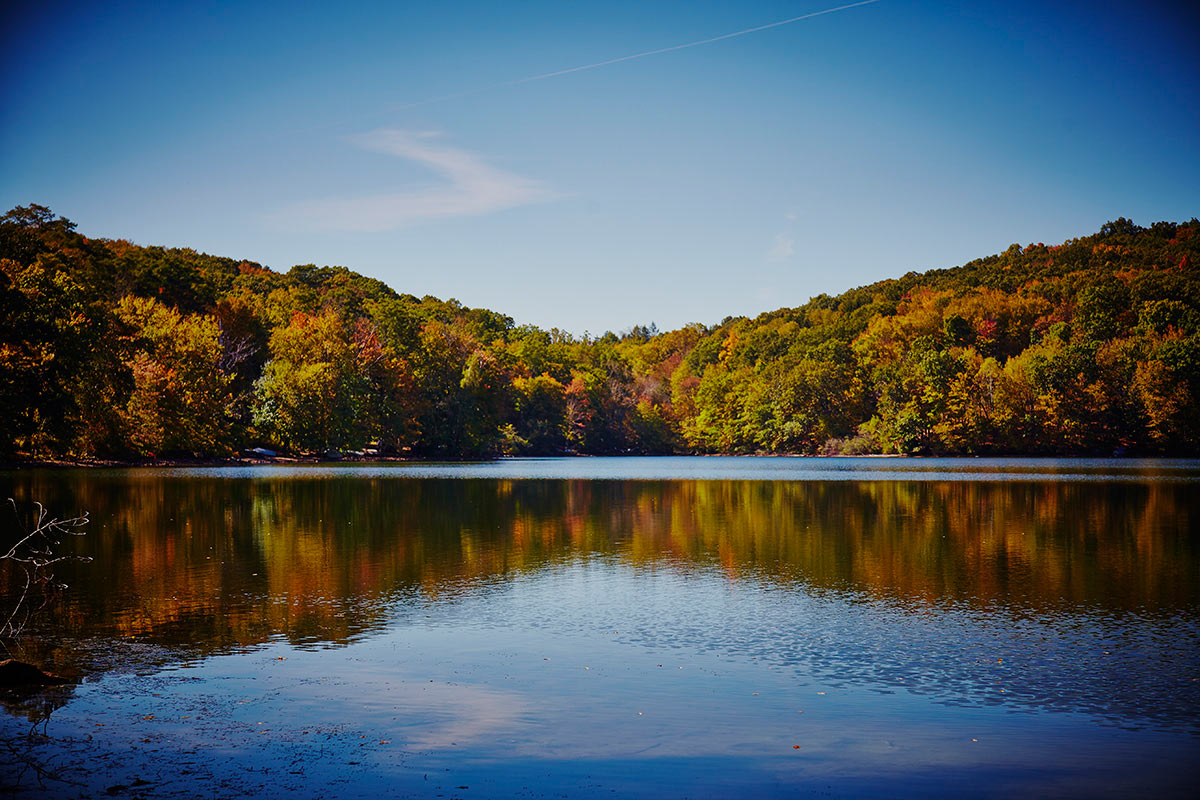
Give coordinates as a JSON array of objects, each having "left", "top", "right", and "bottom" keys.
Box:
[{"left": 3, "top": 0, "right": 1197, "bottom": 334}]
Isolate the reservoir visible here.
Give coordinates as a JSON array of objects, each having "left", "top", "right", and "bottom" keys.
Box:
[{"left": 2, "top": 458, "right": 1198, "bottom": 797}]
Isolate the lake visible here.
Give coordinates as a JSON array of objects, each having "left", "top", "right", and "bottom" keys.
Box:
[{"left": 2, "top": 457, "right": 1198, "bottom": 797}]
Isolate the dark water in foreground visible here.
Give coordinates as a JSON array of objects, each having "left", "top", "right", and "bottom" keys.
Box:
[{"left": 1, "top": 457, "right": 1198, "bottom": 798}]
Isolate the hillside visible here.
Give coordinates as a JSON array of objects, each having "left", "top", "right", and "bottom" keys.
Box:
[{"left": 2, "top": 205, "right": 1198, "bottom": 458}]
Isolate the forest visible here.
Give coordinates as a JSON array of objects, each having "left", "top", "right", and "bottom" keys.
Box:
[{"left": 2, "top": 204, "right": 1198, "bottom": 459}]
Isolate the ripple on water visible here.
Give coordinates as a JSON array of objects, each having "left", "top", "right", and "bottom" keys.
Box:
[{"left": 391, "top": 561, "right": 1200, "bottom": 731}]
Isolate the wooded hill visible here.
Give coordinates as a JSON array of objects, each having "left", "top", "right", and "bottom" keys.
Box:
[{"left": 3, "top": 205, "right": 1197, "bottom": 459}]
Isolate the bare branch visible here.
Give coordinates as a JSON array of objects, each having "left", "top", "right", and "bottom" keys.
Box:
[{"left": 1, "top": 499, "right": 91, "bottom": 639}]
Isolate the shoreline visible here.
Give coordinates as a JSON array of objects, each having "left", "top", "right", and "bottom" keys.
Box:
[
  {"left": 0, "top": 453, "right": 432, "bottom": 470},
  {"left": 1, "top": 452, "right": 1175, "bottom": 470}
]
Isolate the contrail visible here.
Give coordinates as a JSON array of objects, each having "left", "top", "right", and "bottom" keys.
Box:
[{"left": 393, "top": 0, "right": 880, "bottom": 110}]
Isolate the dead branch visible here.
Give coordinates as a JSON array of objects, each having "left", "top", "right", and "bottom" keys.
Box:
[{"left": 1, "top": 499, "right": 92, "bottom": 639}]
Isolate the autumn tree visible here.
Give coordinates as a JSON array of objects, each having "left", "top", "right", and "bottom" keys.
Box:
[{"left": 115, "top": 295, "right": 232, "bottom": 455}]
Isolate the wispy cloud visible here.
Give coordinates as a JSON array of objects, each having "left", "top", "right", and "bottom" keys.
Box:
[
  {"left": 273, "top": 129, "right": 558, "bottom": 232},
  {"left": 392, "top": 1, "right": 881, "bottom": 111},
  {"left": 767, "top": 233, "right": 795, "bottom": 261}
]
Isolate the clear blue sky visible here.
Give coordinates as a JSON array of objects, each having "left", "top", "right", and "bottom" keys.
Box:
[{"left": 3, "top": 0, "right": 1197, "bottom": 334}]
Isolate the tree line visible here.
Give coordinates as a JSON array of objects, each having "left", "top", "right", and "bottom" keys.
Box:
[{"left": 2, "top": 205, "right": 1197, "bottom": 458}]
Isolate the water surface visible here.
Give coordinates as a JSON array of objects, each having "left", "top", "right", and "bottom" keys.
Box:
[{"left": 2, "top": 458, "right": 1198, "bottom": 797}]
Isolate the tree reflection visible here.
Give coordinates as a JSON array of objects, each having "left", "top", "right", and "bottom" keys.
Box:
[
  {"left": 3, "top": 473, "right": 1194, "bottom": 654},
  {"left": 1, "top": 471, "right": 1198, "bottom": 727}
]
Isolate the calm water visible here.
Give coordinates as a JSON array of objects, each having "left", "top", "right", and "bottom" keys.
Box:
[{"left": 1, "top": 457, "right": 1198, "bottom": 798}]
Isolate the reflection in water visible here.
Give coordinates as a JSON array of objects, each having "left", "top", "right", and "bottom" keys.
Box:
[
  {"left": 0, "top": 684, "right": 75, "bottom": 737},
  {"left": 2, "top": 468, "right": 1199, "bottom": 731}
]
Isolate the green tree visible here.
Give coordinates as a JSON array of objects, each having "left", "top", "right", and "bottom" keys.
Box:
[
  {"left": 253, "top": 311, "right": 371, "bottom": 452},
  {"left": 512, "top": 374, "right": 568, "bottom": 454}
]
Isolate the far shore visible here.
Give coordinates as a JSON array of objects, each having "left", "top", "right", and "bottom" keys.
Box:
[{"left": 1, "top": 451, "right": 1165, "bottom": 470}]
